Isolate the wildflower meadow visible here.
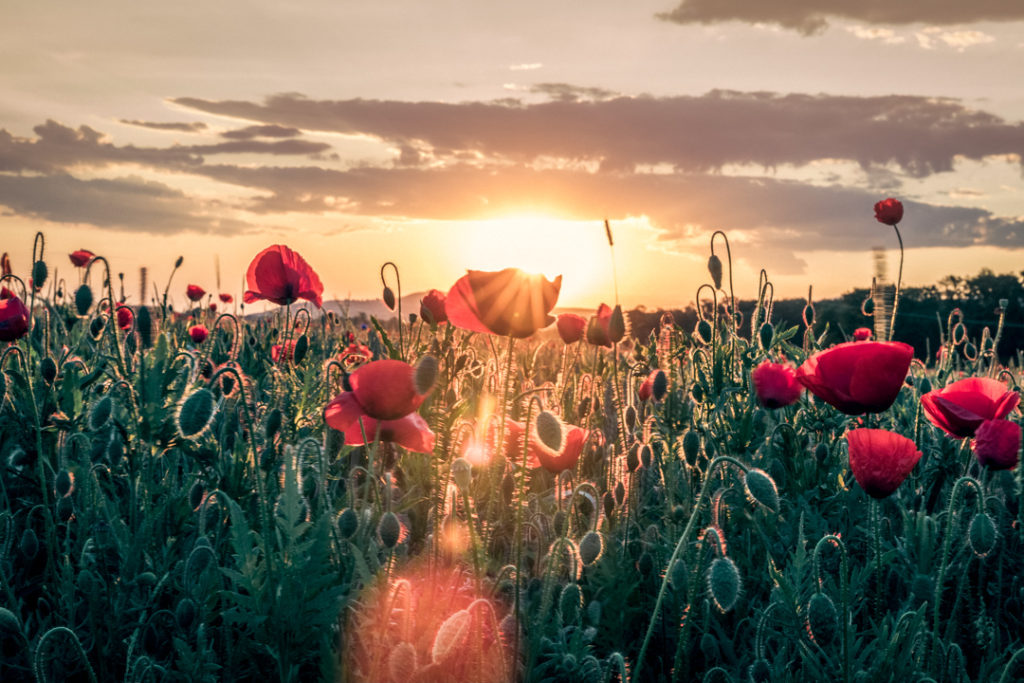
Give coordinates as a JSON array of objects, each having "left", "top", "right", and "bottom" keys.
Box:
[{"left": 1, "top": 199, "right": 1023, "bottom": 683}]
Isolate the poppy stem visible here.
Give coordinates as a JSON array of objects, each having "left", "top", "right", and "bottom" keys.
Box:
[{"left": 889, "top": 224, "right": 904, "bottom": 341}]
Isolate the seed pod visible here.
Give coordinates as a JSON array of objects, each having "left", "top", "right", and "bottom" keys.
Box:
[
  {"left": 707, "top": 556, "right": 741, "bottom": 612},
  {"left": 451, "top": 457, "right": 472, "bottom": 491},
  {"left": 651, "top": 369, "right": 668, "bottom": 401},
  {"left": 431, "top": 609, "right": 472, "bottom": 664},
  {"left": 968, "top": 512, "right": 998, "bottom": 558},
  {"left": 806, "top": 592, "right": 839, "bottom": 646},
  {"left": 388, "top": 642, "right": 418, "bottom": 683},
  {"left": 377, "top": 511, "right": 402, "bottom": 549},
  {"left": 74, "top": 284, "right": 93, "bottom": 316},
  {"left": 338, "top": 508, "right": 359, "bottom": 539},
  {"left": 536, "top": 410, "right": 563, "bottom": 451},
  {"left": 707, "top": 254, "right": 723, "bottom": 290},
  {"left": 414, "top": 355, "right": 439, "bottom": 395},
  {"left": 177, "top": 388, "right": 217, "bottom": 439},
  {"left": 55, "top": 470, "right": 74, "bottom": 498},
  {"left": 40, "top": 357, "right": 57, "bottom": 385},
  {"left": 383, "top": 286, "right": 397, "bottom": 311},
  {"left": 578, "top": 530, "right": 604, "bottom": 566},
  {"left": 756, "top": 322, "right": 774, "bottom": 351},
  {"left": 682, "top": 430, "right": 700, "bottom": 466},
  {"left": 558, "top": 583, "right": 583, "bottom": 625},
  {"left": 32, "top": 260, "right": 48, "bottom": 290},
  {"left": 89, "top": 395, "right": 113, "bottom": 431},
  {"left": 743, "top": 468, "right": 779, "bottom": 512}
]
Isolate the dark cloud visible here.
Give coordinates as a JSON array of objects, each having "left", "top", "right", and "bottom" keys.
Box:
[
  {"left": 221, "top": 124, "right": 302, "bottom": 140},
  {"left": 185, "top": 139, "right": 331, "bottom": 155},
  {"left": 0, "top": 173, "right": 252, "bottom": 235},
  {"left": 656, "top": 0, "right": 1024, "bottom": 35},
  {"left": 528, "top": 83, "right": 619, "bottom": 102},
  {"left": 172, "top": 91, "right": 1024, "bottom": 177},
  {"left": 120, "top": 119, "right": 208, "bottom": 132}
]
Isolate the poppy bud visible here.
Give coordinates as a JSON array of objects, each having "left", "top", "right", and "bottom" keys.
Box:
[
  {"left": 89, "top": 316, "right": 106, "bottom": 340},
  {"left": 188, "top": 481, "right": 205, "bottom": 510},
  {"left": 682, "top": 429, "right": 700, "bottom": 466},
  {"left": 695, "top": 319, "right": 713, "bottom": 345},
  {"left": 377, "top": 511, "right": 402, "bottom": 549},
  {"left": 75, "top": 285, "right": 93, "bottom": 316},
  {"left": 602, "top": 492, "right": 615, "bottom": 519},
  {"left": 637, "top": 551, "right": 654, "bottom": 577},
  {"left": 748, "top": 659, "right": 771, "bottom": 683},
  {"left": 175, "top": 256, "right": 184, "bottom": 268},
  {"left": 668, "top": 557, "right": 688, "bottom": 589},
  {"left": 382, "top": 286, "right": 396, "bottom": 311},
  {"left": 553, "top": 510, "right": 569, "bottom": 537},
  {"left": 177, "top": 388, "right": 217, "bottom": 439},
  {"left": 814, "top": 442, "right": 829, "bottom": 465},
  {"left": 613, "top": 480, "right": 625, "bottom": 506},
  {"left": 579, "top": 530, "right": 604, "bottom": 566},
  {"left": 758, "top": 322, "right": 774, "bottom": 350},
  {"left": 806, "top": 592, "right": 839, "bottom": 646},
  {"left": 32, "top": 260, "right": 48, "bottom": 289},
  {"left": 651, "top": 369, "right": 668, "bottom": 401},
  {"left": 388, "top": 642, "right": 418, "bottom": 683},
  {"left": 0, "top": 607, "right": 22, "bottom": 640},
  {"left": 706, "top": 556, "right": 741, "bottom": 612},
  {"left": 56, "top": 495, "right": 75, "bottom": 522},
  {"left": 968, "top": 512, "right": 998, "bottom": 558},
  {"left": 40, "top": 357, "right": 57, "bottom": 385},
  {"left": 625, "top": 405, "right": 637, "bottom": 429},
  {"left": 55, "top": 470, "right": 74, "bottom": 498},
  {"left": 293, "top": 334, "right": 309, "bottom": 364},
  {"left": 559, "top": 583, "right": 583, "bottom": 624},
  {"left": 577, "top": 397, "right": 591, "bottom": 421},
  {"left": 626, "top": 444, "right": 640, "bottom": 472},
  {"left": 739, "top": 469, "right": 776, "bottom": 513},
  {"left": 20, "top": 528, "right": 39, "bottom": 559},
  {"left": 535, "top": 410, "right": 563, "bottom": 452},
  {"left": 451, "top": 457, "right": 472, "bottom": 490},
  {"left": 608, "top": 305, "right": 626, "bottom": 344},
  {"left": 640, "top": 443, "right": 653, "bottom": 468},
  {"left": 414, "top": 355, "right": 439, "bottom": 395},
  {"left": 136, "top": 306, "right": 153, "bottom": 349},
  {"left": 264, "top": 407, "right": 282, "bottom": 439},
  {"left": 175, "top": 597, "right": 198, "bottom": 631},
  {"left": 707, "top": 254, "right": 723, "bottom": 289},
  {"left": 431, "top": 609, "right": 472, "bottom": 664},
  {"left": 337, "top": 507, "right": 359, "bottom": 538}
]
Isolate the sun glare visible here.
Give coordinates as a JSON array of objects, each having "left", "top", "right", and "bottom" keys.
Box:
[{"left": 457, "top": 216, "right": 611, "bottom": 306}]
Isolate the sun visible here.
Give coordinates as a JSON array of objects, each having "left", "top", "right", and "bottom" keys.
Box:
[{"left": 454, "top": 215, "right": 611, "bottom": 307}]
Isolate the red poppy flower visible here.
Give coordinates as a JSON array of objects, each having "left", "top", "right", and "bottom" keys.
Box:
[
  {"left": 920, "top": 377, "right": 1019, "bottom": 438},
  {"left": 323, "top": 359, "right": 435, "bottom": 453},
  {"left": 445, "top": 268, "right": 561, "bottom": 338},
  {"left": 115, "top": 303, "right": 133, "bottom": 330},
  {"left": 972, "top": 419, "right": 1020, "bottom": 470},
  {"left": 419, "top": 289, "right": 448, "bottom": 325},
  {"left": 338, "top": 341, "right": 373, "bottom": 367},
  {"left": 0, "top": 289, "right": 30, "bottom": 341},
  {"left": 69, "top": 249, "right": 94, "bottom": 268},
  {"left": 846, "top": 428, "right": 921, "bottom": 498},
  {"left": 556, "top": 313, "right": 586, "bottom": 344},
  {"left": 586, "top": 304, "right": 614, "bottom": 347},
  {"left": 219, "top": 293, "right": 233, "bottom": 304},
  {"left": 752, "top": 361, "right": 802, "bottom": 409},
  {"left": 796, "top": 341, "right": 913, "bottom": 414},
  {"left": 186, "top": 284, "right": 205, "bottom": 302},
  {"left": 532, "top": 425, "right": 588, "bottom": 473},
  {"left": 874, "top": 198, "right": 903, "bottom": 226},
  {"left": 271, "top": 340, "right": 297, "bottom": 363},
  {"left": 853, "top": 327, "right": 872, "bottom": 341},
  {"left": 243, "top": 244, "right": 324, "bottom": 308},
  {"left": 189, "top": 324, "right": 209, "bottom": 344}
]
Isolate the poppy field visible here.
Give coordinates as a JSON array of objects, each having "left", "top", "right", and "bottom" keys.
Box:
[{"left": 1, "top": 200, "right": 1023, "bottom": 683}]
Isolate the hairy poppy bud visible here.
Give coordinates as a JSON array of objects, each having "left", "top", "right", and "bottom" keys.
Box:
[
  {"left": 744, "top": 468, "right": 779, "bottom": 512},
  {"left": 748, "top": 659, "right": 771, "bottom": 683},
  {"left": 432, "top": 609, "right": 472, "bottom": 664},
  {"left": 651, "top": 369, "right": 668, "bottom": 401},
  {"left": 32, "top": 260, "right": 48, "bottom": 290},
  {"left": 707, "top": 254, "right": 723, "bottom": 289},
  {"left": 388, "top": 642, "right": 417, "bottom": 683},
  {"left": 682, "top": 429, "right": 700, "bottom": 466},
  {"left": 695, "top": 319, "right": 713, "bottom": 346},
  {"left": 55, "top": 470, "right": 74, "bottom": 498},
  {"left": 669, "top": 557, "right": 688, "bottom": 589},
  {"left": 264, "top": 407, "right": 282, "bottom": 439},
  {"left": 559, "top": 583, "right": 583, "bottom": 624},
  {"left": 177, "top": 388, "right": 217, "bottom": 439},
  {"left": 75, "top": 285, "right": 93, "bottom": 316},
  {"left": 40, "top": 357, "right": 57, "bottom": 385},
  {"left": 414, "top": 355, "right": 439, "bottom": 395},
  {"left": 338, "top": 507, "right": 359, "bottom": 539},
  {"left": 293, "top": 334, "right": 309, "bottom": 364},
  {"left": 806, "top": 592, "right": 839, "bottom": 646},
  {"left": 707, "top": 556, "right": 741, "bottom": 612},
  {"left": 608, "top": 305, "right": 626, "bottom": 344},
  {"left": 382, "top": 286, "right": 396, "bottom": 311},
  {"left": 136, "top": 306, "right": 153, "bottom": 349},
  {"left": 758, "top": 322, "right": 774, "bottom": 350},
  {"left": 377, "top": 511, "right": 401, "bottom": 549},
  {"left": 579, "top": 530, "right": 604, "bottom": 566},
  {"left": 451, "top": 457, "right": 472, "bottom": 491},
  {"left": 188, "top": 481, "right": 205, "bottom": 510},
  {"left": 968, "top": 512, "right": 998, "bottom": 558}
]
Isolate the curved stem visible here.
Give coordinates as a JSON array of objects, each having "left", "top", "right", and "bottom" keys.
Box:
[
  {"left": 889, "top": 224, "right": 904, "bottom": 341},
  {"left": 380, "top": 261, "right": 404, "bottom": 359}
]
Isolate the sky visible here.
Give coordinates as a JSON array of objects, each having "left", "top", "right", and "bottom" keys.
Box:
[{"left": 2, "top": 0, "right": 1024, "bottom": 312}]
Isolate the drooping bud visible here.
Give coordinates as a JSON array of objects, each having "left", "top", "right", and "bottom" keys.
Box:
[
  {"left": 264, "top": 407, "right": 282, "bottom": 439},
  {"left": 668, "top": 557, "right": 688, "bottom": 589},
  {"left": 608, "top": 305, "right": 626, "bottom": 344},
  {"left": 682, "top": 429, "right": 700, "bottom": 466},
  {"left": 32, "top": 260, "right": 48, "bottom": 290},
  {"left": 707, "top": 254, "right": 723, "bottom": 289},
  {"left": 292, "top": 335, "right": 309, "bottom": 365},
  {"left": 89, "top": 395, "right": 112, "bottom": 431},
  {"left": 338, "top": 508, "right": 359, "bottom": 539},
  {"left": 552, "top": 509, "right": 569, "bottom": 537},
  {"left": 579, "top": 530, "right": 604, "bottom": 566},
  {"left": 639, "top": 443, "right": 653, "bottom": 469},
  {"left": 40, "top": 357, "right": 57, "bottom": 385},
  {"left": 175, "top": 597, "right": 198, "bottom": 631},
  {"left": 651, "top": 369, "right": 668, "bottom": 401},
  {"left": 431, "top": 609, "right": 472, "bottom": 664},
  {"left": 626, "top": 444, "right": 640, "bottom": 472},
  {"left": 383, "top": 286, "right": 397, "bottom": 311},
  {"left": 136, "top": 306, "right": 153, "bottom": 349},
  {"left": 695, "top": 319, "right": 713, "bottom": 346},
  {"left": 558, "top": 583, "right": 583, "bottom": 624},
  {"left": 806, "top": 592, "right": 839, "bottom": 646},
  {"left": 535, "top": 410, "right": 563, "bottom": 452},
  {"left": 968, "top": 512, "right": 998, "bottom": 558},
  {"left": 89, "top": 316, "right": 105, "bottom": 340},
  {"left": 414, "top": 355, "right": 438, "bottom": 395},
  {"left": 377, "top": 511, "right": 402, "bottom": 549},
  {"left": 451, "top": 457, "right": 472, "bottom": 491},
  {"left": 176, "top": 388, "right": 217, "bottom": 439},
  {"left": 188, "top": 481, "right": 205, "bottom": 510},
  {"left": 75, "top": 285, "right": 93, "bottom": 316},
  {"left": 706, "top": 556, "right": 741, "bottom": 612},
  {"left": 758, "top": 322, "right": 774, "bottom": 350},
  {"left": 743, "top": 468, "right": 779, "bottom": 513},
  {"left": 624, "top": 404, "right": 637, "bottom": 429},
  {"left": 748, "top": 659, "right": 771, "bottom": 683},
  {"left": 55, "top": 470, "right": 74, "bottom": 498},
  {"left": 388, "top": 642, "right": 418, "bottom": 683}
]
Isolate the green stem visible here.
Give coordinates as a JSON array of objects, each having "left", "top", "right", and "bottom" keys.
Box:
[{"left": 889, "top": 224, "right": 904, "bottom": 341}]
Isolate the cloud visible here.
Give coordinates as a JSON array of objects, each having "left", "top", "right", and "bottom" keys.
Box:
[
  {"left": 120, "top": 119, "right": 208, "bottom": 132},
  {"left": 172, "top": 91, "right": 1024, "bottom": 177},
  {"left": 528, "top": 83, "right": 620, "bottom": 102},
  {"left": 221, "top": 124, "right": 302, "bottom": 140},
  {"left": 656, "top": 0, "right": 1024, "bottom": 35},
  {"left": 845, "top": 26, "right": 905, "bottom": 44},
  {"left": 509, "top": 63, "right": 543, "bottom": 71},
  {"left": 0, "top": 173, "right": 252, "bottom": 234},
  {"left": 185, "top": 139, "right": 332, "bottom": 155}
]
